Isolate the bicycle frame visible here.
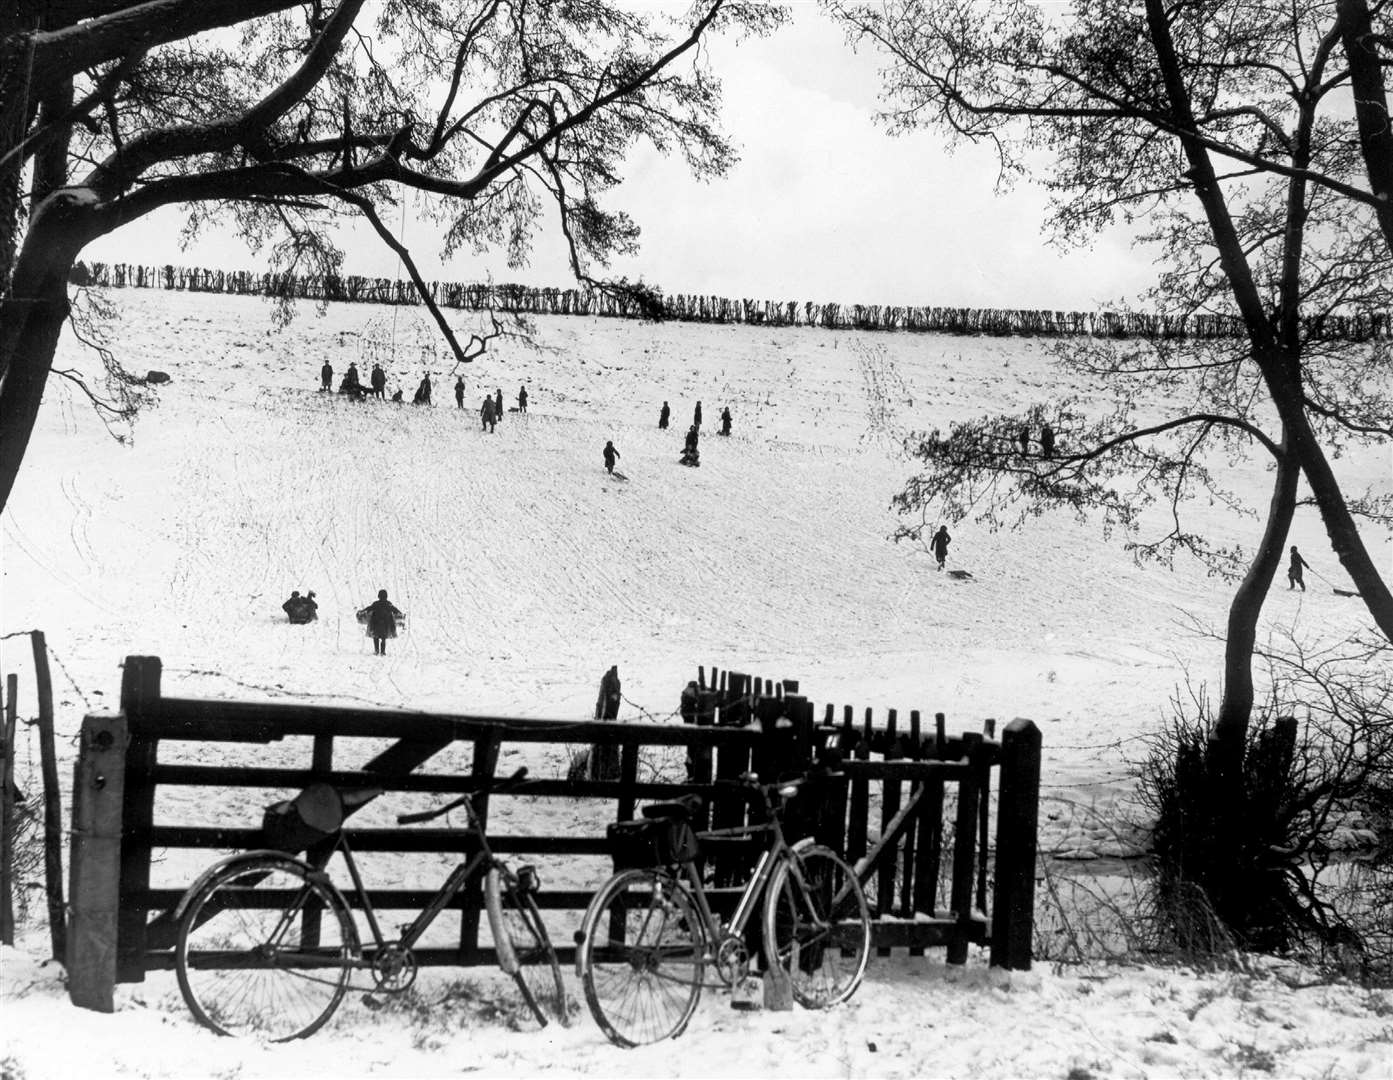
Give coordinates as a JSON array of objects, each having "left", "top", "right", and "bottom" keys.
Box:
[{"left": 332, "top": 791, "right": 502, "bottom": 959}]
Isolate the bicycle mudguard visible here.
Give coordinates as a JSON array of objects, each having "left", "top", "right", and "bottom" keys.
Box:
[
  {"left": 172, "top": 849, "right": 343, "bottom": 922},
  {"left": 484, "top": 868, "right": 519, "bottom": 975}
]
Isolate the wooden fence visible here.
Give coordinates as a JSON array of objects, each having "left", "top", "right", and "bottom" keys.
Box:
[{"left": 67, "top": 656, "right": 1040, "bottom": 1012}]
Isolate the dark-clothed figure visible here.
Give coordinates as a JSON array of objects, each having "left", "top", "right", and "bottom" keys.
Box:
[
  {"left": 680, "top": 679, "right": 701, "bottom": 779},
  {"left": 282, "top": 590, "right": 318, "bottom": 624},
  {"left": 481, "top": 395, "right": 496, "bottom": 432},
  {"left": 339, "top": 363, "right": 365, "bottom": 399},
  {"left": 494, "top": 388, "right": 504, "bottom": 424},
  {"left": 1288, "top": 546, "right": 1310, "bottom": 591},
  {"left": 719, "top": 406, "right": 732, "bottom": 436},
  {"left": 603, "top": 440, "right": 620, "bottom": 474},
  {"left": 694, "top": 400, "right": 703, "bottom": 428},
  {"left": 680, "top": 424, "right": 700, "bottom": 467},
  {"left": 1040, "top": 423, "right": 1055, "bottom": 459},
  {"left": 589, "top": 665, "right": 623, "bottom": 780},
  {"left": 391, "top": 388, "right": 403, "bottom": 403},
  {"left": 1018, "top": 426, "right": 1030, "bottom": 455},
  {"left": 518, "top": 386, "right": 528, "bottom": 413},
  {"left": 370, "top": 364, "right": 386, "bottom": 399},
  {"left": 931, "top": 526, "right": 951, "bottom": 571},
  {"left": 659, "top": 401, "right": 670, "bottom": 429},
  {"left": 455, "top": 376, "right": 465, "bottom": 409},
  {"left": 412, "top": 373, "right": 432, "bottom": 405},
  {"left": 320, "top": 362, "right": 333, "bottom": 391},
  {"left": 357, "top": 589, "right": 403, "bottom": 655}
]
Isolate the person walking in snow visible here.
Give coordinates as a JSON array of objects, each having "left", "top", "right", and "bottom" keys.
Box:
[
  {"left": 603, "top": 440, "right": 621, "bottom": 474},
  {"left": 659, "top": 401, "right": 670, "bottom": 429},
  {"left": 370, "top": 363, "right": 386, "bottom": 400},
  {"left": 1288, "top": 545, "right": 1311, "bottom": 591},
  {"left": 693, "top": 400, "right": 703, "bottom": 429},
  {"left": 719, "top": 406, "right": 732, "bottom": 436},
  {"left": 931, "top": 525, "right": 951, "bottom": 571},
  {"left": 1040, "top": 423, "right": 1056, "bottom": 459},
  {"left": 320, "top": 361, "right": 333, "bottom": 392},
  {"left": 454, "top": 376, "right": 465, "bottom": 409},
  {"left": 481, "top": 395, "right": 496, "bottom": 432},
  {"left": 357, "top": 589, "right": 404, "bottom": 656},
  {"left": 494, "top": 388, "right": 504, "bottom": 424},
  {"left": 1018, "top": 425, "right": 1030, "bottom": 456},
  {"left": 518, "top": 386, "right": 528, "bottom": 413}
]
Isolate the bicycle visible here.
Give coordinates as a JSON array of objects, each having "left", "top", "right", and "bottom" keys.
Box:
[
  {"left": 174, "top": 767, "right": 566, "bottom": 1041},
  {"left": 573, "top": 770, "right": 872, "bottom": 1047}
]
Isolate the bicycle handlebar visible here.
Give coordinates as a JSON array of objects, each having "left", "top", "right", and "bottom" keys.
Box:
[{"left": 395, "top": 766, "right": 529, "bottom": 826}]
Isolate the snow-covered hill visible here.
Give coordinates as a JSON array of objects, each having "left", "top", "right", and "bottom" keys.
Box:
[{"left": 2, "top": 287, "right": 1389, "bottom": 1078}]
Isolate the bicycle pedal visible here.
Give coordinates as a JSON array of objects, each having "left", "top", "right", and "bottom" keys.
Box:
[{"left": 361, "top": 993, "right": 384, "bottom": 1011}]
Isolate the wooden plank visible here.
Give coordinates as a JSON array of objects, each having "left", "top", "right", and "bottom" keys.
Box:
[
  {"left": 68, "top": 714, "right": 129, "bottom": 1012},
  {"left": 900, "top": 710, "right": 921, "bottom": 932},
  {"left": 877, "top": 708, "right": 901, "bottom": 945},
  {"left": 135, "top": 702, "right": 764, "bottom": 748},
  {"left": 116, "top": 657, "right": 161, "bottom": 983},
  {"left": 712, "top": 706, "right": 752, "bottom": 887},
  {"left": 845, "top": 710, "right": 869, "bottom": 871},
  {"left": 946, "top": 733, "right": 983, "bottom": 965},
  {"left": 32, "top": 633, "right": 66, "bottom": 962},
  {"left": 459, "top": 733, "right": 500, "bottom": 956}
]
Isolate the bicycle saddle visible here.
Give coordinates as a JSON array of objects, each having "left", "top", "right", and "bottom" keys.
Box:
[{"left": 640, "top": 793, "right": 704, "bottom": 822}]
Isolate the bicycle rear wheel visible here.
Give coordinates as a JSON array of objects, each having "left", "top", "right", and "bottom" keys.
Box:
[
  {"left": 486, "top": 867, "right": 568, "bottom": 1029},
  {"left": 762, "top": 842, "right": 871, "bottom": 1008},
  {"left": 576, "top": 868, "right": 705, "bottom": 1047},
  {"left": 175, "top": 853, "right": 357, "bottom": 1040}
]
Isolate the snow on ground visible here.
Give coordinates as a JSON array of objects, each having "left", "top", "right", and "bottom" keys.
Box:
[
  {"left": 2, "top": 287, "right": 1390, "bottom": 1077},
  {"left": 5, "top": 944, "right": 1392, "bottom": 1079}
]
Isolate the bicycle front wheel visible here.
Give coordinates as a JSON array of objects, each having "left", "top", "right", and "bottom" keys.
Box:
[
  {"left": 486, "top": 867, "right": 568, "bottom": 1029},
  {"left": 576, "top": 868, "right": 705, "bottom": 1047},
  {"left": 175, "top": 853, "right": 357, "bottom": 1040},
  {"left": 762, "top": 842, "right": 871, "bottom": 1008}
]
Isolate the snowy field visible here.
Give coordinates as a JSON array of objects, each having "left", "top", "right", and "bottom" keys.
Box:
[{"left": 2, "top": 286, "right": 1390, "bottom": 1077}]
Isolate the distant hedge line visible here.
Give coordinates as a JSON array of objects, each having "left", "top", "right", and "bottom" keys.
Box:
[{"left": 68, "top": 260, "right": 1392, "bottom": 342}]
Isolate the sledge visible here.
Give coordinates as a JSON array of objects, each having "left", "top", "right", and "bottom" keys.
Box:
[
  {"left": 1333, "top": 587, "right": 1359, "bottom": 598},
  {"left": 946, "top": 569, "right": 974, "bottom": 580},
  {"left": 609, "top": 470, "right": 629, "bottom": 482}
]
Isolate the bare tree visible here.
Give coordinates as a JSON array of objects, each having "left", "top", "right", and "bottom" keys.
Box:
[
  {"left": 0, "top": 0, "right": 784, "bottom": 510},
  {"left": 826, "top": 0, "right": 1393, "bottom": 765}
]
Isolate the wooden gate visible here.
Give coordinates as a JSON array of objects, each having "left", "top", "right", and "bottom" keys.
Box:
[{"left": 67, "top": 656, "right": 1039, "bottom": 1012}]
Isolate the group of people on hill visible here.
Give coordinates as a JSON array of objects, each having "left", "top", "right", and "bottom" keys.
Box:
[
  {"left": 281, "top": 586, "right": 405, "bottom": 655},
  {"left": 655, "top": 399, "right": 733, "bottom": 469},
  {"left": 479, "top": 387, "right": 526, "bottom": 431},
  {"left": 318, "top": 362, "right": 529, "bottom": 420}
]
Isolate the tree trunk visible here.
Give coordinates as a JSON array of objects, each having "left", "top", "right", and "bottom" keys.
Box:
[
  {"left": 1266, "top": 359, "right": 1393, "bottom": 641},
  {"left": 0, "top": 192, "right": 95, "bottom": 511},
  {"left": 1212, "top": 443, "right": 1300, "bottom": 779},
  {"left": 1338, "top": 0, "right": 1393, "bottom": 253}
]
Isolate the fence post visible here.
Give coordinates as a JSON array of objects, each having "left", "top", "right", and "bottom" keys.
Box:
[
  {"left": 32, "top": 631, "right": 66, "bottom": 962},
  {"left": 460, "top": 733, "right": 500, "bottom": 960},
  {"left": 1, "top": 673, "right": 15, "bottom": 945},
  {"left": 116, "top": 656, "right": 161, "bottom": 982},
  {"left": 990, "top": 718, "right": 1041, "bottom": 971},
  {"left": 68, "top": 713, "right": 129, "bottom": 1012}
]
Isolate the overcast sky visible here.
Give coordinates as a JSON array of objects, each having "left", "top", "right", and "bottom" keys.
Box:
[{"left": 83, "top": 2, "right": 1158, "bottom": 312}]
